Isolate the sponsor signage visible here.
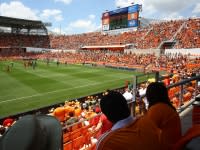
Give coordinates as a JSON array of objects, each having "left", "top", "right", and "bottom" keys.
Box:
[
  {"left": 102, "top": 24, "right": 109, "bottom": 31},
  {"left": 128, "top": 20, "right": 138, "bottom": 27},
  {"left": 109, "top": 7, "right": 128, "bottom": 16},
  {"left": 128, "top": 4, "right": 139, "bottom": 13}
]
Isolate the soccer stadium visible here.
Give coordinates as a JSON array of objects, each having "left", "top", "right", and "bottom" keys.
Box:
[{"left": 0, "top": 1, "right": 200, "bottom": 150}]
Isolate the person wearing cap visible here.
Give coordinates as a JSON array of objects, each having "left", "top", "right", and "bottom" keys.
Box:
[
  {"left": 0, "top": 114, "right": 63, "bottom": 150},
  {"left": 2, "top": 118, "right": 14, "bottom": 128},
  {"left": 96, "top": 91, "right": 161, "bottom": 150}
]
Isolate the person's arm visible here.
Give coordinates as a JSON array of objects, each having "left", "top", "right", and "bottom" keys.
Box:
[{"left": 94, "top": 119, "right": 103, "bottom": 132}]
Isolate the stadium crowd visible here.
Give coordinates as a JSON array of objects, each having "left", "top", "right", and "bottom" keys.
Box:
[
  {"left": 49, "top": 18, "right": 199, "bottom": 50},
  {"left": 0, "top": 17, "right": 200, "bottom": 150}
]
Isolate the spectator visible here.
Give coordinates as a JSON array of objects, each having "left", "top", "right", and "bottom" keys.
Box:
[
  {"left": 2, "top": 118, "right": 14, "bottom": 128},
  {"left": 52, "top": 106, "right": 66, "bottom": 122},
  {"left": 65, "top": 111, "right": 79, "bottom": 126},
  {"left": 123, "top": 88, "right": 133, "bottom": 102},
  {"left": 145, "top": 82, "right": 182, "bottom": 150},
  {"left": 92, "top": 113, "right": 113, "bottom": 139},
  {"left": 96, "top": 91, "right": 161, "bottom": 150},
  {"left": 0, "top": 115, "right": 63, "bottom": 150}
]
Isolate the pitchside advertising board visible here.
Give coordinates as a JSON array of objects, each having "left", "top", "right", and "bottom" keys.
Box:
[{"left": 102, "top": 4, "right": 141, "bottom": 31}]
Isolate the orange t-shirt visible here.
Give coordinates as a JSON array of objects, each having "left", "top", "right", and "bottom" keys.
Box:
[
  {"left": 74, "top": 107, "right": 82, "bottom": 117},
  {"left": 173, "top": 124, "right": 200, "bottom": 150},
  {"left": 53, "top": 107, "right": 66, "bottom": 122},
  {"left": 97, "top": 116, "right": 161, "bottom": 150},
  {"left": 146, "top": 103, "right": 182, "bottom": 150}
]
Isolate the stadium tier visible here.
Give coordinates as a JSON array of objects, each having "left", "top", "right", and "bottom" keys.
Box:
[
  {"left": 0, "top": 16, "right": 50, "bottom": 57},
  {"left": 49, "top": 18, "right": 199, "bottom": 50}
]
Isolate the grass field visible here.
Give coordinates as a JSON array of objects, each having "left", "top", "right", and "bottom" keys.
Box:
[{"left": 0, "top": 60, "right": 143, "bottom": 117}]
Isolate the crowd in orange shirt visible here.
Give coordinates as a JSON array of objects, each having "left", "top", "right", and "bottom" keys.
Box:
[{"left": 49, "top": 18, "right": 199, "bottom": 50}]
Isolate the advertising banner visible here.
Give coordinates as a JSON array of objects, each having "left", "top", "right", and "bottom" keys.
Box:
[
  {"left": 128, "top": 4, "right": 139, "bottom": 13},
  {"left": 102, "top": 24, "right": 109, "bottom": 31},
  {"left": 102, "top": 18, "right": 109, "bottom": 25},
  {"left": 128, "top": 12, "right": 138, "bottom": 20},
  {"left": 128, "top": 19, "right": 138, "bottom": 27},
  {"left": 109, "top": 7, "right": 128, "bottom": 16}
]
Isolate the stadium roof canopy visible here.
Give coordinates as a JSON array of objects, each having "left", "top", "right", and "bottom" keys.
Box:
[
  {"left": 81, "top": 45, "right": 126, "bottom": 51},
  {"left": 0, "top": 16, "right": 46, "bottom": 29},
  {"left": 81, "top": 45, "right": 126, "bottom": 49}
]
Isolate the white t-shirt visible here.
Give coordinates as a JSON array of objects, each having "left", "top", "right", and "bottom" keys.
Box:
[{"left": 123, "top": 91, "right": 133, "bottom": 101}]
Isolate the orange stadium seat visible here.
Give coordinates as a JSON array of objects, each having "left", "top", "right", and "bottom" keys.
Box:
[
  {"left": 72, "top": 136, "right": 84, "bottom": 150},
  {"left": 63, "top": 141, "right": 72, "bottom": 150},
  {"left": 63, "top": 132, "right": 71, "bottom": 143},
  {"left": 70, "top": 128, "right": 82, "bottom": 139}
]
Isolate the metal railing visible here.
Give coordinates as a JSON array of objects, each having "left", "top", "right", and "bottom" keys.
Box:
[
  {"left": 167, "top": 75, "right": 200, "bottom": 113},
  {"left": 134, "top": 74, "right": 200, "bottom": 115}
]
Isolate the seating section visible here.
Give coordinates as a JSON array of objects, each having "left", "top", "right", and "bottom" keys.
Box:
[
  {"left": 0, "top": 33, "right": 50, "bottom": 48},
  {"left": 49, "top": 18, "right": 199, "bottom": 50},
  {"left": 63, "top": 124, "right": 96, "bottom": 150}
]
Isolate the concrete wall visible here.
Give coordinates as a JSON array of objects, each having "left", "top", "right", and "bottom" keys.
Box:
[
  {"left": 124, "top": 48, "right": 161, "bottom": 57},
  {"left": 165, "top": 48, "right": 200, "bottom": 55}
]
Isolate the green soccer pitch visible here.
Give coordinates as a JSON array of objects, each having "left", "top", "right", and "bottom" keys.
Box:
[{"left": 0, "top": 60, "right": 142, "bottom": 117}]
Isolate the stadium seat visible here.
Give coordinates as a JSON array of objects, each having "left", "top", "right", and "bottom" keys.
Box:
[
  {"left": 70, "top": 128, "right": 82, "bottom": 139},
  {"left": 63, "top": 141, "right": 72, "bottom": 150},
  {"left": 63, "top": 132, "right": 71, "bottom": 143},
  {"left": 72, "top": 136, "right": 84, "bottom": 150}
]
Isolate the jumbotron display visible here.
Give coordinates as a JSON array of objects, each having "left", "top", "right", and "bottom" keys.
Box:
[{"left": 102, "top": 4, "right": 142, "bottom": 31}]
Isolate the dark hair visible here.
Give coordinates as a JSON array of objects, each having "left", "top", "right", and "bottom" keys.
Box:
[
  {"left": 0, "top": 127, "right": 6, "bottom": 135},
  {"left": 100, "top": 91, "right": 130, "bottom": 123},
  {"left": 146, "top": 82, "right": 176, "bottom": 110},
  {"left": 68, "top": 111, "right": 75, "bottom": 117}
]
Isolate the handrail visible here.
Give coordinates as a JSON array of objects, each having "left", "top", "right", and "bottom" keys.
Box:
[
  {"left": 167, "top": 75, "right": 200, "bottom": 89},
  {"left": 135, "top": 74, "right": 200, "bottom": 114}
]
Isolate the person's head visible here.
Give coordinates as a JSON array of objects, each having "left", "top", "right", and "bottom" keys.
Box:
[
  {"left": 100, "top": 91, "right": 130, "bottom": 124},
  {"left": 146, "top": 82, "right": 175, "bottom": 110},
  {"left": 0, "top": 115, "right": 63, "bottom": 150},
  {"left": 68, "top": 111, "right": 75, "bottom": 117}
]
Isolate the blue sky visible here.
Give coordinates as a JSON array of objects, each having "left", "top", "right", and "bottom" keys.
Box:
[{"left": 0, "top": 0, "right": 199, "bottom": 35}]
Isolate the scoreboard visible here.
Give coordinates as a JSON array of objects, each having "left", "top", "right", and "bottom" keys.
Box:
[{"left": 102, "top": 4, "right": 141, "bottom": 31}]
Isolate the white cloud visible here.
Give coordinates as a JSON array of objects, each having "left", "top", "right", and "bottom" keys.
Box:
[
  {"left": 69, "top": 20, "right": 93, "bottom": 28},
  {"left": 115, "top": 0, "right": 144, "bottom": 7},
  {"left": 54, "top": 0, "right": 72, "bottom": 5},
  {"left": 192, "top": 3, "right": 200, "bottom": 14},
  {"left": 0, "top": 1, "right": 63, "bottom": 22},
  {"left": 89, "top": 14, "right": 95, "bottom": 20},
  {"left": 145, "top": 0, "right": 195, "bottom": 13},
  {"left": 51, "top": 27, "right": 61, "bottom": 34},
  {"left": 115, "top": 0, "right": 135, "bottom": 7},
  {"left": 115, "top": 0, "right": 197, "bottom": 19},
  {"left": 63, "top": 15, "right": 99, "bottom": 34},
  {"left": 0, "top": 1, "right": 38, "bottom": 20},
  {"left": 162, "top": 12, "right": 184, "bottom": 20},
  {"left": 40, "top": 9, "right": 63, "bottom": 21}
]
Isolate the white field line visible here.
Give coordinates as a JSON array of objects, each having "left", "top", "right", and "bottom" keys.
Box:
[{"left": 0, "top": 77, "right": 129, "bottom": 104}]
